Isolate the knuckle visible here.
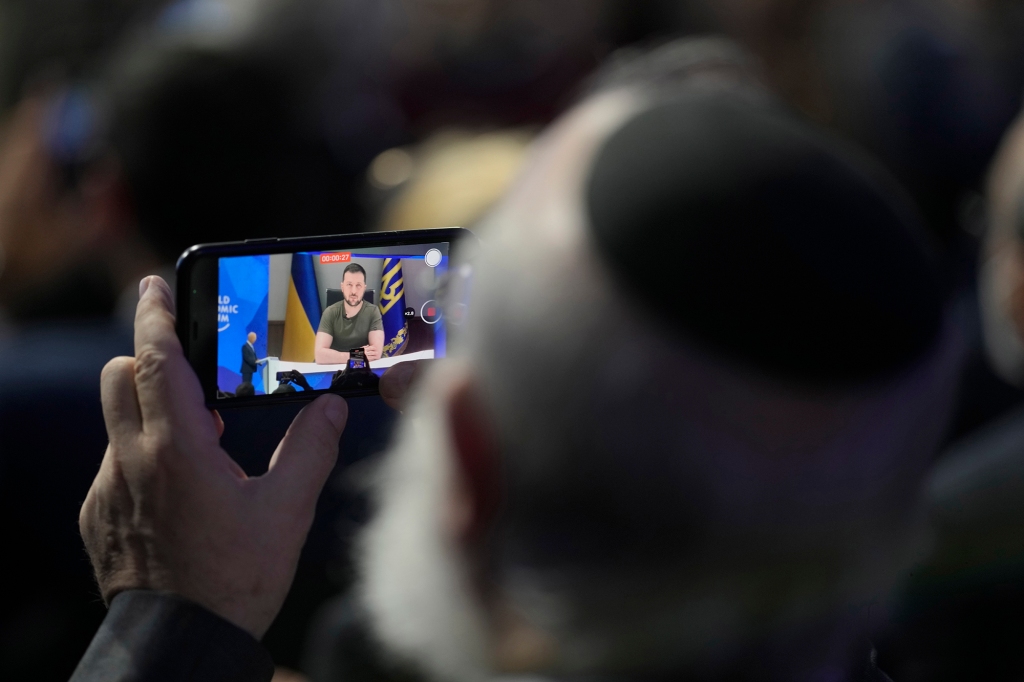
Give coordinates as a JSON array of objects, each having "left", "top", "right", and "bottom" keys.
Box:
[
  {"left": 79, "top": 488, "right": 96, "bottom": 536},
  {"left": 139, "top": 430, "right": 174, "bottom": 459},
  {"left": 133, "top": 348, "right": 170, "bottom": 384}
]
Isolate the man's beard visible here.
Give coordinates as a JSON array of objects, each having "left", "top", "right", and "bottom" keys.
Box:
[
  {"left": 356, "top": 381, "right": 490, "bottom": 682},
  {"left": 347, "top": 295, "right": 363, "bottom": 307}
]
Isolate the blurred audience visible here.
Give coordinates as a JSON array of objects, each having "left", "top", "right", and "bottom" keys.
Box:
[
  {"left": 874, "top": 102, "right": 1024, "bottom": 681},
  {"left": 3, "top": 0, "right": 1024, "bottom": 679},
  {"left": 0, "top": 0, "right": 162, "bottom": 322},
  {"left": 0, "top": 2, "right": 158, "bottom": 678},
  {"left": 368, "top": 130, "right": 533, "bottom": 234},
  {"left": 73, "top": 41, "right": 966, "bottom": 682}
]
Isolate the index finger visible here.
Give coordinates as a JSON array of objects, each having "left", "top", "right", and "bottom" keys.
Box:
[
  {"left": 132, "top": 276, "right": 214, "bottom": 440},
  {"left": 134, "top": 276, "right": 179, "bottom": 359}
]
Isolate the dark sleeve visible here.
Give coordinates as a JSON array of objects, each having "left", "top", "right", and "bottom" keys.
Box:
[
  {"left": 369, "top": 306, "right": 383, "bottom": 332},
  {"left": 69, "top": 590, "right": 274, "bottom": 682}
]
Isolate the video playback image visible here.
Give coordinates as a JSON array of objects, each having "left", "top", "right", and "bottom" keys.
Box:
[{"left": 217, "top": 243, "right": 448, "bottom": 397}]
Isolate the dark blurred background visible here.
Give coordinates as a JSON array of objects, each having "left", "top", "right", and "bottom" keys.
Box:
[{"left": 3, "top": 0, "right": 1024, "bottom": 679}]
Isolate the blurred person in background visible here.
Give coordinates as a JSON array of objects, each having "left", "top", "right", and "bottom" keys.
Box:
[
  {"left": 676, "top": 0, "right": 1024, "bottom": 438},
  {"left": 73, "top": 41, "right": 966, "bottom": 682},
  {"left": 668, "top": 0, "right": 1021, "bottom": 252},
  {"left": 366, "top": 130, "right": 534, "bottom": 235},
  {"left": 99, "top": 30, "right": 358, "bottom": 291},
  {"left": 0, "top": 2, "right": 167, "bottom": 679},
  {"left": 0, "top": 0, "right": 168, "bottom": 323},
  {"left": 874, "top": 102, "right": 1024, "bottom": 682}
]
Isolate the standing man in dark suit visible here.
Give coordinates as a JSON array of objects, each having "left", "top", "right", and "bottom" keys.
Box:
[{"left": 240, "top": 332, "right": 258, "bottom": 384}]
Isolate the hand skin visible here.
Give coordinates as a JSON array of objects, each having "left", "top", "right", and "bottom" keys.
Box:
[
  {"left": 80, "top": 276, "right": 349, "bottom": 639},
  {"left": 362, "top": 344, "right": 382, "bottom": 362},
  {"left": 378, "top": 359, "right": 426, "bottom": 411}
]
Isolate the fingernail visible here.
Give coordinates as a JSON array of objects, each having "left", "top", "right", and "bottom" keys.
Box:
[
  {"left": 323, "top": 395, "right": 348, "bottom": 431},
  {"left": 138, "top": 277, "right": 151, "bottom": 299}
]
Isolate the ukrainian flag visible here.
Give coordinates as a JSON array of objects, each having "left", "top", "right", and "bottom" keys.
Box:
[
  {"left": 379, "top": 257, "right": 408, "bottom": 357},
  {"left": 281, "top": 253, "right": 322, "bottom": 362}
]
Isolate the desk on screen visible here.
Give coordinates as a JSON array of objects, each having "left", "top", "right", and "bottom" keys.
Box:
[{"left": 261, "top": 349, "right": 436, "bottom": 393}]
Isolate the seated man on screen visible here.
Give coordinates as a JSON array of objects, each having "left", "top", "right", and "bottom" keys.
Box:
[{"left": 315, "top": 263, "right": 384, "bottom": 364}]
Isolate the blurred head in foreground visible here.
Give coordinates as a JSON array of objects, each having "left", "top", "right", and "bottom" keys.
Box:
[{"left": 359, "top": 41, "right": 964, "bottom": 681}]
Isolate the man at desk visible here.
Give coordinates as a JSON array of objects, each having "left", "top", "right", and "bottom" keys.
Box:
[{"left": 315, "top": 263, "right": 384, "bottom": 364}]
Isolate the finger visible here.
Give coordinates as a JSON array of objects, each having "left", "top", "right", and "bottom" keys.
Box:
[
  {"left": 132, "top": 276, "right": 180, "bottom": 428},
  {"left": 79, "top": 477, "right": 98, "bottom": 551},
  {"left": 263, "top": 395, "right": 347, "bottom": 510},
  {"left": 134, "top": 276, "right": 178, "bottom": 358},
  {"left": 132, "top": 277, "right": 214, "bottom": 441},
  {"left": 379, "top": 360, "right": 426, "bottom": 410},
  {"left": 100, "top": 356, "right": 142, "bottom": 445},
  {"left": 211, "top": 409, "right": 225, "bottom": 439}
]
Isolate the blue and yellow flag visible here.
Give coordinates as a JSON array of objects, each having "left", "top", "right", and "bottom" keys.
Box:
[
  {"left": 281, "top": 253, "right": 322, "bottom": 362},
  {"left": 379, "top": 257, "right": 408, "bottom": 357}
]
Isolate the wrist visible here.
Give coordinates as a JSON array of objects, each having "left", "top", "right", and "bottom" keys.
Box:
[
  {"left": 95, "top": 568, "right": 274, "bottom": 638},
  {"left": 73, "top": 590, "right": 274, "bottom": 682}
]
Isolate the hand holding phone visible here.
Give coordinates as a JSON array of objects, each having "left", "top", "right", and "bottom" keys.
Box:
[
  {"left": 276, "top": 369, "right": 313, "bottom": 392},
  {"left": 81, "top": 276, "right": 349, "bottom": 638}
]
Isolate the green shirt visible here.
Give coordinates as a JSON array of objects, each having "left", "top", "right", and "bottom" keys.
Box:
[{"left": 318, "top": 301, "right": 384, "bottom": 352}]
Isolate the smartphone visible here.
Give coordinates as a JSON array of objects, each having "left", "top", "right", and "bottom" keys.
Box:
[{"left": 176, "top": 227, "right": 473, "bottom": 406}]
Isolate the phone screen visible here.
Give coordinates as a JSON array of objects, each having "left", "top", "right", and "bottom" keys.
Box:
[{"left": 215, "top": 241, "right": 448, "bottom": 399}]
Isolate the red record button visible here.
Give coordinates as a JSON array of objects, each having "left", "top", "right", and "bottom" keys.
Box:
[{"left": 420, "top": 300, "right": 442, "bottom": 324}]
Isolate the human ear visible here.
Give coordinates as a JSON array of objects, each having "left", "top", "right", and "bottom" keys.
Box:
[{"left": 445, "top": 377, "right": 501, "bottom": 546}]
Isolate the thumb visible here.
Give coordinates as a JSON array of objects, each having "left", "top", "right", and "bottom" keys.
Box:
[{"left": 264, "top": 395, "right": 347, "bottom": 510}]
